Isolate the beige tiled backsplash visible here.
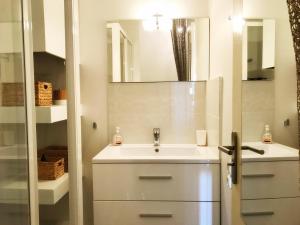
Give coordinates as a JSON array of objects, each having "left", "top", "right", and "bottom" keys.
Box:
[
  {"left": 108, "top": 82, "right": 206, "bottom": 144},
  {"left": 242, "top": 81, "right": 275, "bottom": 142},
  {"left": 206, "top": 78, "right": 222, "bottom": 145}
]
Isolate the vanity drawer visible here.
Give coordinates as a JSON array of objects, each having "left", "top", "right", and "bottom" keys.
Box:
[
  {"left": 242, "top": 198, "right": 300, "bottom": 225},
  {"left": 94, "top": 201, "right": 220, "bottom": 225},
  {"left": 242, "top": 161, "right": 300, "bottom": 199},
  {"left": 93, "top": 164, "right": 220, "bottom": 201}
]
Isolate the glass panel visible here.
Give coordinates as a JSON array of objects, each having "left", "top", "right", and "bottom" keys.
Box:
[{"left": 0, "top": 0, "right": 31, "bottom": 225}]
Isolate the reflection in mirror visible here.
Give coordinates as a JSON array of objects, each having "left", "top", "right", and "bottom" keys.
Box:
[
  {"left": 107, "top": 18, "right": 209, "bottom": 82},
  {"left": 242, "top": 19, "right": 275, "bottom": 80},
  {"left": 241, "top": 1, "right": 300, "bottom": 224}
]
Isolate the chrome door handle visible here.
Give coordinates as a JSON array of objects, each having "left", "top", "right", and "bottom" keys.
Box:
[
  {"left": 138, "top": 175, "right": 173, "bottom": 180},
  {"left": 242, "top": 173, "right": 275, "bottom": 178},
  {"left": 139, "top": 213, "right": 173, "bottom": 218},
  {"left": 242, "top": 211, "right": 274, "bottom": 216}
]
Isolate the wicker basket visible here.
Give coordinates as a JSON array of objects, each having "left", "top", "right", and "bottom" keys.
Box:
[
  {"left": 38, "top": 146, "right": 68, "bottom": 172},
  {"left": 38, "top": 156, "right": 64, "bottom": 180},
  {"left": 2, "top": 83, "right": 24, "bottom": 106},
  {"left": 35, "top": 82, "right": 53, "bottom": 106}
]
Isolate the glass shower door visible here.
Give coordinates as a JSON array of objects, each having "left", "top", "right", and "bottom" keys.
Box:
[{"left": 0, "top": 0, "right": 31, "bottom": 224}]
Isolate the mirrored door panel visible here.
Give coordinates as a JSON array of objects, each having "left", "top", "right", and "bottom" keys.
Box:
[
  {"left": 241, "top": 0, "right": 300, "bottom": 224},
  {"left": 0, "top": 0, "right": 31, "bottom": 225}
]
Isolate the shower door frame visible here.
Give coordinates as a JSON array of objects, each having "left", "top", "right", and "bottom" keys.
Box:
[
  {"left": 22, "top": 0, "right": 39, "bottom": 224},
  {"left": 20, "top": 0, "right": 84, "bottom": 225}
]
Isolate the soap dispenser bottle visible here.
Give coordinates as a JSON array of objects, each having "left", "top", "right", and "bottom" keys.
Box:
[
  {"left": 112, "top": 127, "right": 123, "bottom": 146},
  {"left": 262, "top": 125, "right": 272, "bottom": 144}
]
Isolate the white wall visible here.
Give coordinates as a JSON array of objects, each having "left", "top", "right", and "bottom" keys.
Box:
[
  {"left": 78, "top": 1, "right": 209, "bottom": 225},
  {"left": 194, "top": 18, "right": 210, "bottom": 81},
  {"left": 139, "top": 24, "right": 178, "bottom": 81},
  {"left": 243, "top": 0, "right": 298, "bottom": 148},
  {"left": 120, "top": 20, "right": 178, "bottom": 82}
]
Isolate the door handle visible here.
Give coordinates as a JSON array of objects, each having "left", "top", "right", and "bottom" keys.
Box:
[
  {"left": 218, "top": 132, "right": 238, "bottom": 184},
  {"left": 242, "top": 211, "right": 274, "bottom": 216},
  {"left": 138, "top": 175, "right": 173, "bottom": 180},
  {"left": 242, "top": 146, "right": 265, "bottom": 155},
  {"left": 139, "top": 213, "right": 173, "bottom": 218},
  {"left": 242, "top": 173, "right": 275, "bottom": 178},
  {"left": 218, "top": 146, "right": 234, "bottom": 155}
]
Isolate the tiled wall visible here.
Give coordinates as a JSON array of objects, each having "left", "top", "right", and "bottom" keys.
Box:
[
  {"left": 206, "top": 77, "right": 222, "bottom": 145},
  {"left": 108, "top": 82, "right": 206, "bottom": 144},
  {"left": 242, "top": 81, "right": 275, "bottom": 142}
]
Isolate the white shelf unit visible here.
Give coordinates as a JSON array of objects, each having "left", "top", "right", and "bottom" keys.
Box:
[
  {"left": 36, "top": 105, "right": 67, "bottom": 123},
  {"left": 32, "top": 0, "right": 66, "bottom": 58},
  {"left": 0, "top": 173, "right": 69, "bottom": 205},
  {"left": 0, "top": 105, "right": 67, "bottom": 124},
  {"left": 38, "top": 173, "right": 69, "bottom": 205}
]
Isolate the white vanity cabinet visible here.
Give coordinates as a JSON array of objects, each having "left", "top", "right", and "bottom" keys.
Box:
[
  {"left": 93, "top": 164, "right": 220, "bottom": 225},
  {"left": 93, "top": 164, "right": 220, "bottom": 202},
  {"left": 242, "top": 160, "right": 300, "bottom": 225},
  {"left": 92, "top": 145, "right": 221, "bottom": 225},
  {"left": 242, "top": 161, "right": 300, "bottom": 199},
  {"left": 242, "top": 198, "right": 300, "bottom": 225},
  {"left": 94, "top": 201, "right": 219, "bottom": 225}
]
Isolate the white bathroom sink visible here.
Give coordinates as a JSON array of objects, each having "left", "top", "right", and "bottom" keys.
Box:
[
  {"left": 242, "top": 142, "right": 299, "bottom": 162},
  {"left": 93, "top": 144, "right": 220, "bottom": 163}
]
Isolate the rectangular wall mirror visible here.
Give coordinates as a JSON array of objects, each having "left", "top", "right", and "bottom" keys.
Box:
[
  {"left": 242, "top": 19, "right": 275, "bottom": 81},
  {"left": 107, "top": 17, "right": 210, "bottom": 83}
]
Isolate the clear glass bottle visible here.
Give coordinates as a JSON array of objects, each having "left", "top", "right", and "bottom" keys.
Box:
[
  {"left": 112, "top": 127, "right": 123, "bottom": 146},
  {"left": 262, "top": 124, "right": 272, "bottom": 144}
]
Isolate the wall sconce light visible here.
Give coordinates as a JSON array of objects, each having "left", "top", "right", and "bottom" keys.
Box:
[
  {"left": 143, "top": 14, "right": 172, "bottom": 31},
  {"left": 229, "top": 15, "right": 245, "bottom": 33}
]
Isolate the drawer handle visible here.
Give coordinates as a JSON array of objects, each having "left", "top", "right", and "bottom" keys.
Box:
[
  {"left": 139, "top": 213, "right": 173, "bottom": 218},
  {"left": 242, "top": 174, "right": 275, "bottom": 178},
  {"left": 139, "top": 175, "right": 173, "bottom": 180},
  {"left": 242, "top": 211, "right": 274, "bottom": 216}
]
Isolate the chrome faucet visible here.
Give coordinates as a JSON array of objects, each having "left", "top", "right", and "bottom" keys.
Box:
[{"left": 153, "top": 128, "right": 160, "bottom": 146}]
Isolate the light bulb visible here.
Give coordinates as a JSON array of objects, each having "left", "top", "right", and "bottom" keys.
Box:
[
  {"left": 143, "top": 15, "right": 172, "bottom": 31},
  {"left": 230, "top": 15, "right": 245, "bottom": 33}
]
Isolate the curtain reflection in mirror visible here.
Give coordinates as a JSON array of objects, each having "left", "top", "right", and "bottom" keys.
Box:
[
  {"left": 287, "top": 0, "right": 300, "bottom": 150},
  {"left": 171, "top": 19, "right": 192, "bottom": 81}
]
